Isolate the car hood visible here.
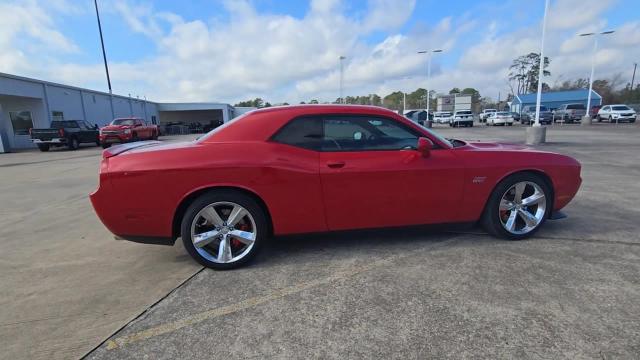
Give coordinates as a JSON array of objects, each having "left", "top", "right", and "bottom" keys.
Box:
[{"left": 462, "top": 141, "right": 534, "bottom": 152}]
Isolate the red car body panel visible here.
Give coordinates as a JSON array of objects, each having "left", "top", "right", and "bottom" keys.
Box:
[{"left": 90, "top": 105, "right": 581, "bottom": 242}]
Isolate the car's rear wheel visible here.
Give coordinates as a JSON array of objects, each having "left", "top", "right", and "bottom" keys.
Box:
[
  {"left": 37, "top": 144, "right": 50, "bottom": 152},
  {"left": 181, "top": 191, "right": 267, "bottom": 269},
  {"left": 482, "top": 173, "right": 550, "bottom": 240}
]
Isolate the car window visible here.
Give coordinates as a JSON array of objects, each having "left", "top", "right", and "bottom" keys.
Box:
[
  {"left": 322, "top": 116, "right": 419, "bottom": 152},
  {"left": 612, "top": 105, "right": 630, "bottom": 111},
  {"left": 567, "top": 104, "right": 585, "bottom": 110},
  {"left": 271, "top": 117, "right": 323, "bottom": 151},
  {"left": 51, "top": 121, "right": 79, "bottom": 129}
]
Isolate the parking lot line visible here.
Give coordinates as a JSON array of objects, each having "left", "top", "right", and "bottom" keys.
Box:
[{"left": 105, "top": 237, "right": 458, "bottom": 350}]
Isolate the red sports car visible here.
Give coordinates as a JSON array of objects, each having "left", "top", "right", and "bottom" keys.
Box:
[{"left": 90, "top": 105, "right": 581, "bottom": 269}]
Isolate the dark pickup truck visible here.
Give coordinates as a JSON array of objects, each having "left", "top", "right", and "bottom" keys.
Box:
[{"left": 30, "top": 120, "right": 100, "bottom": 151}]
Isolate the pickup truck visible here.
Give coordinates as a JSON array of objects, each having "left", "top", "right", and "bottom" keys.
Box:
[
  {"left": 99, "top": 117, "right": 159, "bottom": 148},
  {"left": 30, "top": 120, "right": 100, "bottom": 151},
  {"left": 520, "top": 105, "right": 553, "bottom": 125},
  {"left": 478, "top": 109, "right": 497, "bottom": 123},
  {"left": 554, "top": 103, "right": 586, "bottom": 123}
]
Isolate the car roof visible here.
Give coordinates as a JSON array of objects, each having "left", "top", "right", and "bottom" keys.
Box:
[{"left": 201, "top": 104, "right": 451, "bottom": 149}]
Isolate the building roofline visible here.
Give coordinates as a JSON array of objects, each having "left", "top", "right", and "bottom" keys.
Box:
[{"left": 0, "top": 71, "right": 154, "bottom": 103}]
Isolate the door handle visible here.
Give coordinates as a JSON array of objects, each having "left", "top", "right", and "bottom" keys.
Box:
[{"left": 326, "top": 161, "right": 345, "bottom": 169}]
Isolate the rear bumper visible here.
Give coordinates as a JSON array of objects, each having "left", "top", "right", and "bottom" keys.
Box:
[{"left": 31, "top": 138, "right": 66, "bottom": 144}]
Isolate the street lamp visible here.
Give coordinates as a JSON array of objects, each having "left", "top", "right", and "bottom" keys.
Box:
[
  {"left": 418, "top": 49, "right": 443, "bottom": 127},
  {"left": 579, "top": 30, "right": 615, "bottom": 121},
  {"left": 339, "top": 56, "right": 346, "bottom": 104},
  {"left": 526, "top": 0, "right": 549, "bottom": 145},
  {"left": 402, "top": 76, "right": 412, "bottom": 113}
]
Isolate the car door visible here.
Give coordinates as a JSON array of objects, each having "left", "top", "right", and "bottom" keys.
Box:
[
  {"left": 78, "top": 121, "right": 94, "bottom": 143},
  {"left": 318, "top": 115, "right": 464, "bottom": 231}
]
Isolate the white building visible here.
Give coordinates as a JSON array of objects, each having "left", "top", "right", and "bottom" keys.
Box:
[{"left": 0, "top": 72, "right": 245, "bottom": 151}]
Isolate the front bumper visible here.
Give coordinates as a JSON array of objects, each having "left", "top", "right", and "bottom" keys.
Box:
[{"left": 99, "top": 134, "right": 132, "bottom": 144}]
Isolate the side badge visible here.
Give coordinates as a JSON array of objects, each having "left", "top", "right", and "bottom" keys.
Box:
[{"left": 472, "top": 176, "right": 487, "bottom": 184}]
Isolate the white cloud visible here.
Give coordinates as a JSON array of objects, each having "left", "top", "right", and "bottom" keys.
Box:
[{"left": 0, "top": 0, "right": 638, "bottom": 105}]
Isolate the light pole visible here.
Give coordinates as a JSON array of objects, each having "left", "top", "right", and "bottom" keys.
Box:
[
  {"left": 631, "top": 62, "right": 637, "bottom": 91},
  {"left": 418, "top": 49, "right": 443, "bottom": 127},
  {"left": 94, "top": 0, "right": 115, "bottom": 120},
  {"left": 579, "top": 30, "right": 615, "bottom": 122},
  {"left": 402, "top": 76, "right": 412, "bottom": 114},
  {"left": 526, "top": 0, "right": 549, "bottom": 145},
  {"left": 339, "top": 56, "right": 346, "bottom": 104}
]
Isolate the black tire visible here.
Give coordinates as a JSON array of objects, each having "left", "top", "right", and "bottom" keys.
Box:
[
  {"left": 508, "top": 123, "right": 513, "bottom": 126},
  {"left": 68, "top": 137, "right": 79, "bottom": 150},
  {"left": 470, "top": 123, "right": 474, "bottom": 127},
  {"left": 37, "top": 144, "right": 50, "bottom": 152},
  {"left": 101, "top": 143, "right": 110, "bottom": 149},
  {"left": 181, "top": 190, "right": 267, "bottom": 270},
  {"left": 597, "top": 115, "right": 602, "bottom": 122},
  {"left": 481, "top": 172, "right": 551, "bottom": 240}
]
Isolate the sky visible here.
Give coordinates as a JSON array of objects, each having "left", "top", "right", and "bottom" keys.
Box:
[{"left": 0, "top": 0, "right": 638, "bottom": 104}]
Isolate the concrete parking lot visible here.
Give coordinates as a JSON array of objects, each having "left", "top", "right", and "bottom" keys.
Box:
[{"left": 2, "top": 123, "right": 639, "bottom": 359}]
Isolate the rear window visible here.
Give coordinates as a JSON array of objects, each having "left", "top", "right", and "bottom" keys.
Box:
[
  {"left": 435, "top": 112, "right": 452, "bottom": 116},
  {"left": 496, "top": 112, "right": 510, "bottom": 115},
  {"left": 566, "top": 104, "right": 585, "bottom": 110},
  {"left": 456, "top": 111, "right": 473, "bottom": 115},
  {"left": 51, "top": 121, "right": 78, "bottom": 128},
  {"left": 612, "top": 105, "right": 631, "bottom": 111}
]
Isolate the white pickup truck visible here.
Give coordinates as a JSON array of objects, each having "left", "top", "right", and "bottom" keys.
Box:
[{"left": 479, "top": 109, "right": 497, "bottom": 123}]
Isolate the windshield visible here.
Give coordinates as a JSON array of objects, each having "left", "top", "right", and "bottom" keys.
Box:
[
  {"left": 456, "top": 111, "right": 472, "bottom": 115},
  {"left": 112, "top": 119, "right": 136, "bottom": 126},
  {"left": 612, "top": 105, "right": 631, "bottom": 111},
  {"left": 435, "top": 112, "right": 452, "bottom": 117},
  {"left": 496, "top": 112, "right": 510, "bottom": 115},
  {"left": 566, "top": 104, "right": 585, "bottom": 110},
  {"left": 51, "top": 121, "right": 78, "bottom": 129},
  {"left": 485, "top": 109, "right": 496, "bottom": 113}
]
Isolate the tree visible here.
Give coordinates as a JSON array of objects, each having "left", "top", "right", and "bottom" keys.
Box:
[
  {"left": 508, "top": 53, "right": 551, "bottom": 94},
  {"left": 383, "top": 91, "right": 404, "bottom": 110},
  {"left": 449, "top": 87, "right": 461, "bottom": 95},
  {"left": 309, "top": 99, "right": 319, "bottom": 104}
]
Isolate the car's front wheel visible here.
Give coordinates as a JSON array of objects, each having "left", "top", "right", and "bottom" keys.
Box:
[
  {"left": 481, "top": 173, "right": 551, "bottom": 240},
  {"left": 181, "top": 191, "right": 267, "bottom": 269}
]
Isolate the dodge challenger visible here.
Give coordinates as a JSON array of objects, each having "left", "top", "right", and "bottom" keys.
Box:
[{"left": 90, "top": 105, "right": 581, "bottom": 269}]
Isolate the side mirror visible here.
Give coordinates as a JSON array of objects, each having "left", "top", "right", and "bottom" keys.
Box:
[{"left": 417, "top": 137, "right": 432, "bottom": 158}]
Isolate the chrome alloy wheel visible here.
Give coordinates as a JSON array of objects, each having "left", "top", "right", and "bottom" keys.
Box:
[
  {"left": 190, "top": 202, "right": 257, "bottom": 264},
  {"left": 499, "top": 181, "right": 547, "bottom": 235}
]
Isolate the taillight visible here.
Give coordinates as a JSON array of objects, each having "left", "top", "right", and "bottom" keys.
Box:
[{"left": 59, "top": 128, "right": 65, "bottom": 137}]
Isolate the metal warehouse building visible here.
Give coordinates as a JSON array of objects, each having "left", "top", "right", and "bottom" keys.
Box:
[
  {"left": 0, "top": 72, "right": 247, "bottom": 152},
  {"left": 510, "top": 89, "right": 602, "bottom": 113}
]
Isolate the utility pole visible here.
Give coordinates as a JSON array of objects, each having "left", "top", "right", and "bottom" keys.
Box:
[
  {"left": 632, "top": 63, "right": 637, "bottom": 91},
  {"left": 94, "top": 0, "right": 115, "bottom": 119},
  {"left": 418, "top": 49, "right": 443, "bottom": 128}
]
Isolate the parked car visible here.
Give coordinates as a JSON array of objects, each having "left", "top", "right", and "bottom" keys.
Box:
[
  {"left": 433, "top": 111, "right": 453, "bottom": 124},
  {"left": 597, "top": 104, "right": 637, "bottom": 123},
  {"left": 30, "top": 120, "right": 100, "bottom": 152},
  {"left": 450, "top": 110, "right": 474, "bottom": 127},
  {"left": 486, "top": 112, "right": 514, "bottom": 126},
  {"left": 589, "top": 105, "right": 601, "bottom": 118},
  {"left": 521, "top": 105, "right": 552, "bottom": 125},
  {"left": 479, "top": 109, "right": 497, "bottom": 123},
  {"left": 99, "top": 117, "right": 159, "bottom": 148},
  {"left": 91, "top": 105, "right": 582, "bottom": 269},
  {"left": 554, "top": 103, "right": 586, "bottom": 123},
  {"left": 511, "top": 112, "right": 521, "bottom": 122}
]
